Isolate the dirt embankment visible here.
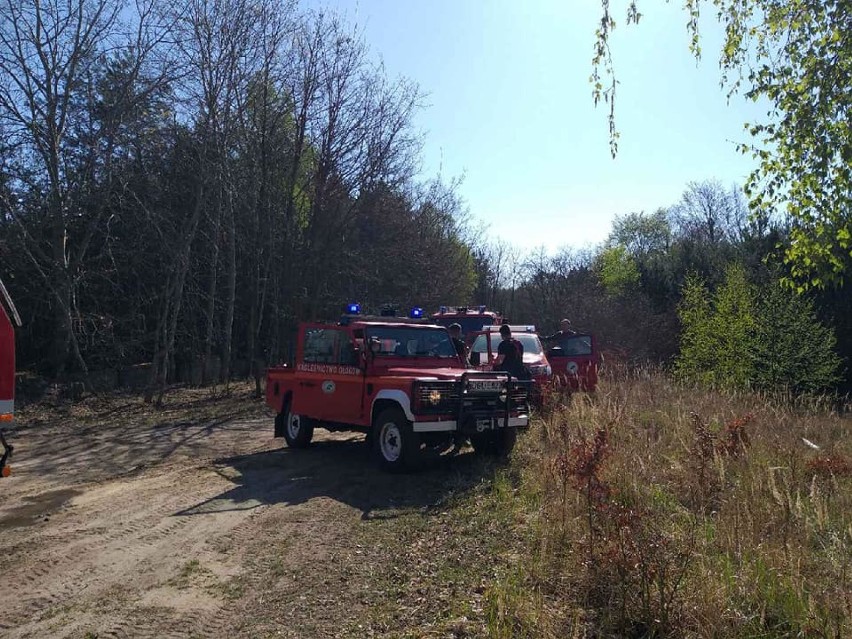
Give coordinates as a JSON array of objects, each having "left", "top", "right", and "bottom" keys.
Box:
[{"left": 0, "top": 386, "right": 507, "bottom": 638}]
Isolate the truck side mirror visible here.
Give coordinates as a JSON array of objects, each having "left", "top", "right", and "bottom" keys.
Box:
[{"left": 470, "top": 351, "right": 481, "bottom": 366}]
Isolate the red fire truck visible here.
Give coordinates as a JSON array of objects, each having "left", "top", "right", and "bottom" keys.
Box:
[
  {"left": 431, "top": 305, "right": 502, "bottom": 337},
  {"left": 0, "top": 277, "right": 20, "bottom": 477},
  {"left": 265, "top": 308, "right": 532, "bottom": 472}
]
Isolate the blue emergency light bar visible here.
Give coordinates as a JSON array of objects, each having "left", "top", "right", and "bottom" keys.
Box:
[
  {"left": 479, "top": 305, "right": 487, "bottom": 313},
  {"left": 346, "top": 302, "right": 361, "bottom": 314},
  {"left": 409, "top": 307, "right": 424, "bottom": 319}
]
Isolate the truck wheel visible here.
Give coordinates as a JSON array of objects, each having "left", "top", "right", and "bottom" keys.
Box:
[
  {"left": 471, "top": 428, "right": 517, "bottom": 457},
  {"left": 373, "top": 408, "right": 421, "bottom": 473},
  {"left": 280, "top": 405, "right": 314, "bottom": 449}
]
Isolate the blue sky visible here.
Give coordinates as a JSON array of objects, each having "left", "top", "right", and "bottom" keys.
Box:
[{"left": 307, "top": 0, "right": 765, "bottom": 252}]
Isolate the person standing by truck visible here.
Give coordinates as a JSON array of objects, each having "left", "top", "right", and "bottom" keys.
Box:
[
  {"left": 543, "top": 318, "right": 577, "bottom": 344},
  {"left": 493, "top": 324, "right": 527, "bottom": 379},
  {"left": 448, "top": 323, "right": 469, "bottom": 366}
]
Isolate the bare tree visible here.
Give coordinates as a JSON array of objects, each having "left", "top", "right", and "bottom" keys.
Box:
[
  {"left": 473, "top": 237, "right": 522, "bottom": 314},
  {"left": 0, "top": 0, "right": 174, "bottom": 377},
  {"left": 234, "top": 2, "right": 294, "bottom": 396},
  {"left": 672, "top": 179, "right": 744, "bottom": 244}
]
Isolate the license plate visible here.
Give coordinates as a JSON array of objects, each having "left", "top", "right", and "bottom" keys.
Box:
[{"left": 469, "top": 380, "right": 503, "bottom": 392}]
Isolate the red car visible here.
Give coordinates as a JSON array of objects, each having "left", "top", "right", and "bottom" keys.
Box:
[{"left": 467, "top": 326, "right": 553, "bottom": 387}]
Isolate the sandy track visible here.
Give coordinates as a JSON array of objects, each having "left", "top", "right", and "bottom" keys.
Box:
[
  {"left": 0, "top": 392, "right": 367, "bottom": 638},
  {"left": 0, "top": 390, "right": 488, "bottom": 638}
]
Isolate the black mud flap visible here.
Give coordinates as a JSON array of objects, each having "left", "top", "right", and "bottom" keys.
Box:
[
  {"left": 274, "top": 411, "right": 286, "bottom": 438},
  {"left": 274, "top": 394, "right": 292, "bottom": 438}
]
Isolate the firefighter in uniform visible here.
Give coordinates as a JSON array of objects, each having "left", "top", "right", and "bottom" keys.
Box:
[{"left": 448, "top": 323, "right": 469, "bottom": 366}]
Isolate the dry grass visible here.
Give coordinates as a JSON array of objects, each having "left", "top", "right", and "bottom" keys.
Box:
[{"left": 488, "top": 367, "right": 852, "bottom": 638}]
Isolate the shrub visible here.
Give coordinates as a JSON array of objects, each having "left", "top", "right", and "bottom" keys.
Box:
[{"left": 676, "top": 263, "right": 843, "bottom": 392}]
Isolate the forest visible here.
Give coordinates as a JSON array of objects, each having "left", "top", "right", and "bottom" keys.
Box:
[{"left": 1, "top": 0, "right": 849, "bottom": 400}]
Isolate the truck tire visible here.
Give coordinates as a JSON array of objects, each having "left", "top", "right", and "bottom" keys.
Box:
[
  {"left": 279, "top": 404, "right": 314, "bottom": 449},
  {"left": 471, "top": 427, "right": 517, "bottom": 457},
  {"left": 372, "top": 408, "right": 421, "bottom": 473}
]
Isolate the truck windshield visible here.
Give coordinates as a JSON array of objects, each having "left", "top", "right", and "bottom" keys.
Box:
[
  {"left": 367, "top": 327, "right": 457, "bottom": 358},
  {"left": 433, "top": 317, "right": 493, "bottom": 335}
]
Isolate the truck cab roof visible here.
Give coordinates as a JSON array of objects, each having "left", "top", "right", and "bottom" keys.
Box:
[{"left": 338, "top": 314, "right": 434, "bottom": 327}]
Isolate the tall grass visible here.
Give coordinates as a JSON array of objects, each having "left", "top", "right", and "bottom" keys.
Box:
[{"left": 488, "top": 365, "right": 852, "bottom": 638}]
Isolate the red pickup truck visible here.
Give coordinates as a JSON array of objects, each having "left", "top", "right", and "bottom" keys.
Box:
[{"left": 265, "top": 317, "right": 532, "bottom": 472}]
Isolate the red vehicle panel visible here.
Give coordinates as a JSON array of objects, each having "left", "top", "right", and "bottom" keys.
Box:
[
  {"left": 0, "top": 277, "right": 20, "bottom": 477},
  {"left": 545, "top": 333, "right": 599, "bottom": 392},
  {"left": 0, "top": 304, "right": 14, "bottom": 418}
]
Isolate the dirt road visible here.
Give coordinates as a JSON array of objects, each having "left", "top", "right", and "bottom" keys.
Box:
[{"left": 0, "top": 387, "right": 505, "bottom": 638}]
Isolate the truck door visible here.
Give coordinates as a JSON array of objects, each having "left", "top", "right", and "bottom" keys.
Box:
[
  {"left": 467, "top": 331, "right": 494, "bottom": 371},
  {"left": 324, "top": 330, "right": 365, "bottom": 424},
  {"left": 546, "top": 333, "right": 598, "bottom": 391},
  {"left": 292, "top": 326, "right": 363, "bottom": 424}
]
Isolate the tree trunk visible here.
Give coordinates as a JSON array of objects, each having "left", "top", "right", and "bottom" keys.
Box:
[
  {"left": 51, "top": 267, "right": 72, "bottom": 377},
  {"left": 221, "top": 194, "right": 237, "bottom": 388},
  {"left": 202, "top": 198, "right": 222, "bottom": 385},
  {"left": 145, "top": 185, "right": 205, "bottom": 405}
]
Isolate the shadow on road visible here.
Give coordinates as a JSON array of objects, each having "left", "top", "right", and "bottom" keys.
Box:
[
  {"left": 9, "top": 413, "right": 260, "bottom": 485},
  {"left": 176, "top": 438, "right": 501, "bottom": 520}
]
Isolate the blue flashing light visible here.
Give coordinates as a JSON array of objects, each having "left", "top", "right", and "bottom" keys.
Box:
[
  {"left": 410, "top": 306, "right": 424, "bottom": 319},
  {"left": 478, "top": 305, "right": 487, "bottom": 313},
  {"left": 346, "top": 302, "right": 361, "bottom": 315},
  {"left": 439, "top": 305, "right": 448, "bottom": 314}
]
